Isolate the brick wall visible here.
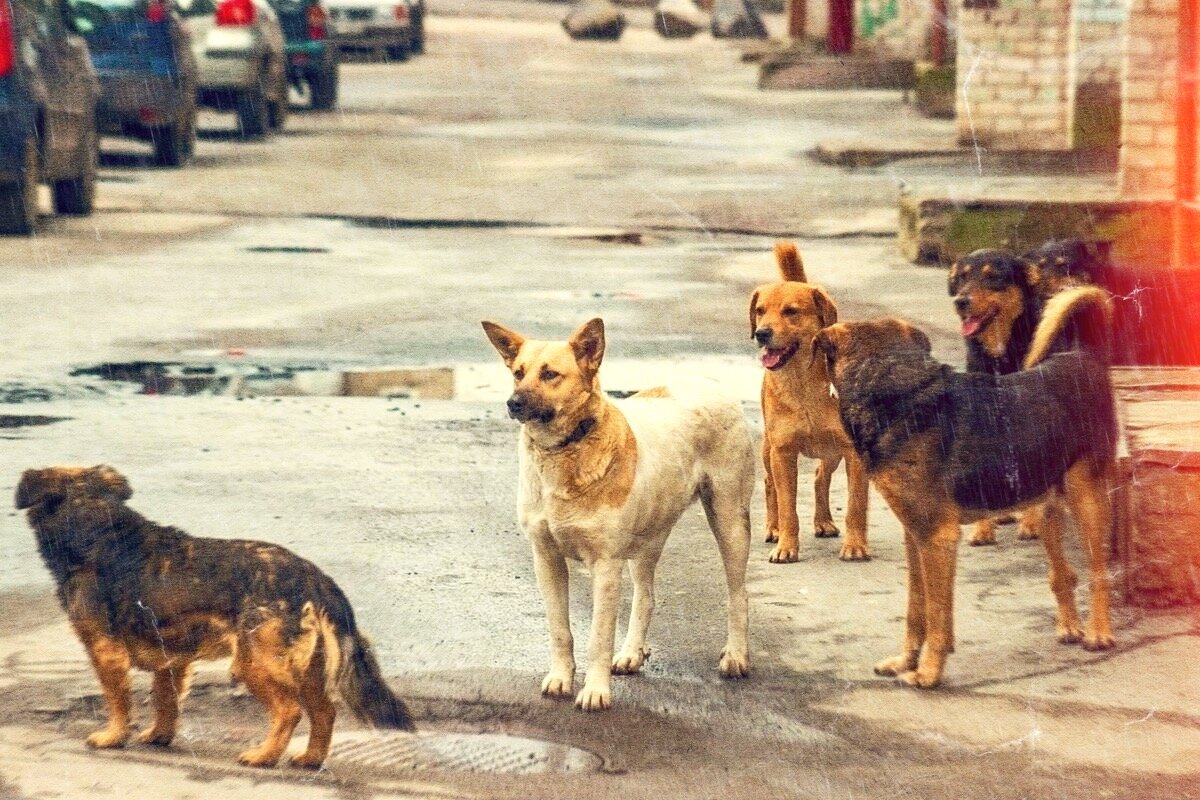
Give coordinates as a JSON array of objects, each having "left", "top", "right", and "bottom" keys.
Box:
[
  {"left": 1072, "top": 0, "right": 1125, "bottom": 85},
  {"left": 1118, "top": 0, "right": 1178, "bottom": 199},
  {"left": 861, "top": 0, "right": 957, "bottom": 61},
  {"left": 954, "top": 0, "right": 1075, "bottom": 150}
]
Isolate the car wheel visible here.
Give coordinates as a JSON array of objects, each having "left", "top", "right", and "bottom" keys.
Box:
[
  {"left": 268, "top": 84, "right": 288, "bottom": 131},
  {"left": 52, "top": 126, "right": 97, "bottom": 216},
  {"left": 386, "top": 43, "right": 408, "bottom": 62},
  {"left": 410, "top": 8, "right": 424, "bottom": 54},
  {"left": 152, "top": 121, "right": 192, "bottom": 167},
  {"left": 310, "top": 64, "right": 338, "bottom": 111},
  {"left": 0, "top": 136, "right": 39, "bottom": 235},
  {"left": 236, "top": 84, "right": 270, "bottom": 138}
]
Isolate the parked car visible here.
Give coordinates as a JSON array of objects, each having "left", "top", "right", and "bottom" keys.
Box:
[
  {"left": 324, "top": 0, "right": 419, "bottom": 61},
  {"left": 68, "top": 0, "right": 198, "bottom": 166},
  {"left": 269, "top": 0, "right": 337, "bottom": 109},
  {"left": 0, "top": 0, "right": 99, "bottom": 234},
  {"left": 177, "top": 0, "right": 287, "bottom": 137}
]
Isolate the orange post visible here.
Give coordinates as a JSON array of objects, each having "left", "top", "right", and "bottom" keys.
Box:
[
  {"left": 1175, "top": 0, "right": 1199, "bottom": 269},
  {"left": 788, "top": 0, "right": 806, "bottom": 38}
]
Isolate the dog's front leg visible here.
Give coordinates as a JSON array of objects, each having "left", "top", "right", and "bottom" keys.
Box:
[
  {"left": 875, "top": 528, "right": 924, "bottom": 678},
  {"left": 902, "top": 521, "right": 960, "bottom": 689},
  {"left": 531, "top": 537, "right": 575, "bottom": 699},
  {"left": 78, "top": 632, "right": 134, "bottom": 748},
  {"left": 577, "top": 558, "right": 623, "bottom": 711},
  {"left": 840, "top": 452, "right": 871, "bottom": 561},
  {"left": 767, "top": 444, "right": 802, "bottom": 563}
]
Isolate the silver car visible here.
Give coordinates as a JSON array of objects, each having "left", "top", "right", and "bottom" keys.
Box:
[
  {"left": 177, "top": 0, "right": 288, "bottom": 137},
  {"left": 323, "top": 0, "right": 413, "bottom": 61}
]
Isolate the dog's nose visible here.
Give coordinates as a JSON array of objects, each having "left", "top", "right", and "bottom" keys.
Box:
[
  {"left": 506, "top": 394, "right": 527, "bottom": 418},
  {"left": 754, "top": 327, "right": 773, "bottom": 346},
  {"left": 953, "top": 295, "right": 970, "bottom": 313}
]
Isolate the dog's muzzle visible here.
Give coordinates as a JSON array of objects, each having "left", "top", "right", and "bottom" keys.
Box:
[
  {"left": 753, "top": 327, "right": 774, "bottom": 346},
  {"left": 506, "top": 393, "right": 554, "bottom": 424}
]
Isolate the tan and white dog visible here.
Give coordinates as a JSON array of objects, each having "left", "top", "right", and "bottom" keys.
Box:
[{"left": 482, "top": 317, "right": 754, "bottom": 711}]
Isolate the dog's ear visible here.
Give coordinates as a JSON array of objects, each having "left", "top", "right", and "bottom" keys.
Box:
[
  {"left": 811, "top": 287, "right": 838, "bottom": 328},
  {"left": 481, "top": 321, "right": 526, "bottom": 369},
  {"left": 775, "top": 241, "right": 806, "bottom": 283},
  {"left": 810, "top": 328, "right": 834, "bottom": 369},
  {"left": 15, "top": 469, "right": 58, "bottom": 510},
  {"left": 569, "top": 318, "right": 606, "bottom": 378},
  {"left": 748, "top": 290, "right": 760, "bottom": 340},
  {"left": 1023, "top": 257, "right": 1043, "bottom": 291},
  {"left": 89, "top": 465, "right": 132, "bottom": 502}
]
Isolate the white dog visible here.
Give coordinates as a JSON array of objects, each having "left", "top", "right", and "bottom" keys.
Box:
[{"left": 482, "top": 317, "right": 755, "bottom": 711}]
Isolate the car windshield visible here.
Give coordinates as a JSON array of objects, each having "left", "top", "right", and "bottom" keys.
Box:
[
  {"left": 66, "top": 0, "right": 148, "bottom": 27},
  {"left": 172, "top": 0, "right": 215, "bottom": 16}
]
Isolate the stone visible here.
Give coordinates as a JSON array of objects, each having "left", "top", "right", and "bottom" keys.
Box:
[
  {"left": 710, "top": 0, "right": 767, "bottom": 38},
  {"left": 562, "top": 0, "right": 627, "bottom": 40},
  {"left": 653, "top": 0, "right": 707, "bottom": 38}
]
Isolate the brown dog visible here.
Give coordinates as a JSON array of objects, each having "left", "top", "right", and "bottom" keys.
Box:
[
  {"left": 750, "top": 242, "right": 869, "bottom": 562},
  {"left": 15, "top": 465, "right": 414, "bottom": 768},
  {"left": 815, "top": 287, "right": 1117, "bottom": 688}
]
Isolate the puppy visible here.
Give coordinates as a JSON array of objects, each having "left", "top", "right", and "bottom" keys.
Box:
[
  {"left": 16, "top": 466, "right": 414, "bottom": 768},
  {"left": 1024, "top": 237, "right": 1101, "bottom": 301},
  {"left": 482, "top": 318, "right": 753, "bottom": 711},
  {"left": 751, "top": 242, "right": 869, "bottom": 562},
  {"left": 815, "top": 286, "right": 1118, "bottom": 688}
]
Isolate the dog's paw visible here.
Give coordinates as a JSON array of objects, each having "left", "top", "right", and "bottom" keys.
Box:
[
  {"left": 873, "top": 653, "right": 917, "bottom": 677},
  {"left": 838, "top": 541, "right": 870, "bottom": 561},
  {"left": 574, "top": 684, "right": 611, "bottom": 712},
  {"left": 1056, "top": 622, "right": 1084, "bottom": 644},
  {"left": 897, "top": 669, "right": 941, "bottom": 689},
  {"left": 612, "top": 648, "right": 649, "bottom": 675},
  {"left": 136, "top": 726, "right": 175, "bottom": 747},
  {"left": 813, "top": 520, "right": 840, "bottom": 538},
  {"left": 765, "top": 528, "right": 779, "bottom": 544},
  {"left": 289, "top": 751, "right": 326, "bottom": 770},
  {"left": 718, "top": 648, "right": 750, "bottom": 679},
  {"left": 1016, "top": 522, "right": 1041, "bottom": 541},
  {"left": 1082, "top": 630, "right": 1116, "bottom": 652},
  {"left": 86, "top": 726, "right": 129, "bottom": 749},
  {"left": 995, "top": 514, "right": 1017, "bottom": 525},
  {"left": 768, "top": 544, "right": 799, "bottom": 563},
  {"left": 967, "top": 531, "right": 997, "bottom": 546},
  {"left": 541, "top": 671, "right": 574, "bottom": 699},
  {"left": 238, "top": 746, "right": 282, "bottom": 768}
]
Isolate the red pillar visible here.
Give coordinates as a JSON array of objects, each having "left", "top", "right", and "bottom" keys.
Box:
[
  {"left": 1175, "top": 0, "right": 1199, "bottom": 269},
  {"left": 828, "top": 0, "right": 853, "bottom": 55},
  {"left": 788, "top": 0, "right": 807, "bottom": 38},
  {"left": 930, "top": 0, "right": 948, "bottom": 66}
]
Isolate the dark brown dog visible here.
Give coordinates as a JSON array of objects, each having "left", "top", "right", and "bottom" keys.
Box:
[
  {"left": 814, "top": 287, "right": 1117, "bottom": 688},
  {"left": 750, "top": 242, "right": 869, "bottom": 562},
  {"left": 16, "top": 466, "right": 414, "bottom": 768}
]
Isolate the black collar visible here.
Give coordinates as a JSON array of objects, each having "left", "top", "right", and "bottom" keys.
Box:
[{"left": 551, "top": 417, "right": 596, "bottom": 451}]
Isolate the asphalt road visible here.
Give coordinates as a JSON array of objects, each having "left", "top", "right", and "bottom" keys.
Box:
[{"left": 1, "top": 3, "right": 1197, "bottom": 799}]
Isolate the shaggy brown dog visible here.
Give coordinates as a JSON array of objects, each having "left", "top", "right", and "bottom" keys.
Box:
[
  {"left": 16, "top": 466, "right": 413, "bottom": 768},
  {"left": 814, "top": 287, "right": 1117, "bottom": 688},
  {"left": 750, "top": 242, "right": 869, "bottom": 562}
]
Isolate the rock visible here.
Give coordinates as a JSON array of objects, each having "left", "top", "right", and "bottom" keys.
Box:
[
  {"left": 563, "top": 0, "right": 627, "bottom": 40},
  {"left": 653, "top": 0, "right": 707, "bottom": 38},
  {"left": 710, "top": 0, "right": 767, "bottom": 38}
]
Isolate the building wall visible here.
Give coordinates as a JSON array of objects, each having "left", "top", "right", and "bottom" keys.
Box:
[
  {"left": 860, "top": 0, "right": 957, "bottom": 61},
  {"left": 1118, "top": 0, "right": 1178, "bottom": 198},
  {"left": 954, "top": 0, "right": 1075, "bottom": 150}
]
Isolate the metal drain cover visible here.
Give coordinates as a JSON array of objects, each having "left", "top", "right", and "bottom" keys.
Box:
[{"left": 323, "top": 731, "right": 602, "bottom": 775}]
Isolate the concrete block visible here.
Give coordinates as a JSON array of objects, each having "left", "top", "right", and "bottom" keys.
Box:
[{"left": 341, "top": 368, "right": 455, "bottom": 399}]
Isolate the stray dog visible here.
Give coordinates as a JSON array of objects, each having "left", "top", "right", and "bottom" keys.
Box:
[
  {"left": 16, "top": 466, "right": 414, "bottom": 768},
  {"left": 751, "top": 242, "right": 869, "bottom": 562},
  {"left": 1023, "top": 237, "right": 1101, "bottom": 301},
  {"left": 814, "top": 286, "right": 1117, "bottom": 688},
  {"left": 482, "top": 318, "right": 753, "bottom": 711}
]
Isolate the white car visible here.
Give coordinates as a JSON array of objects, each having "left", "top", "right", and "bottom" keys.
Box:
[
  {"left": 177, "top": 0, "right": 289, "bottom": 137},
  {"left": 324, "top": 0, "right": 420, "bottom": 61}
]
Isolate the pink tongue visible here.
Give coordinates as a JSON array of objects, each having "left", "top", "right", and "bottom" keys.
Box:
[
  {"left": 961, "top": 318, "right": 983, "bottom": 337},
  {"left": 761, "top": 350, "right": 784, "bottom": 370}
]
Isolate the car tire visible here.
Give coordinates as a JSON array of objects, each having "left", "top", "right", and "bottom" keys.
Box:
[
  {"left": 152, "top": 119, "right": 193, "bottom": 167},
  {"left": 268, "top": 84, "right": 288, "bottom": 131},
  {"left": 386, "top": 43, "right": 408, "bottom": 62},
  {"left": 0, "top": 136, "right": 39, "bottom": 235},
  {"left": 52, "top": 126, "right": 97, "bottom": 216},
  {"left": 410, "top": 8, "right": 424, "bottom": 54},
  {"left": 310, "top": 65, "right": 338, "bottom": 111},
  {"left": 236, "top": 84, "right": 270, "bottom": 138}
]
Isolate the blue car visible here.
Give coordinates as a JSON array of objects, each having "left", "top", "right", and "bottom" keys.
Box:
[
  {"left": 0, "top": 0, "right": 100, "bottom": 234},
  {"left": 68, "top": 0, "right": 198, "bottom": 166}
]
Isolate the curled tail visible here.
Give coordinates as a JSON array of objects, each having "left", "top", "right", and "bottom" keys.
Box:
[
  {"left": 775, "top": 241, "right": 807, "bottom": 282},
  {"left": 337, "top": 631, "right": 416, "bottom": 730},
  {"left": 1024, "top": 285, "right": 1114, "bottom": 368}
]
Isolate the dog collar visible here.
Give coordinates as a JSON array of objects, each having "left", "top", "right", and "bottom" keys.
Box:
[{"left": 553, "top": 417, "right": 596, "bottom": 450}]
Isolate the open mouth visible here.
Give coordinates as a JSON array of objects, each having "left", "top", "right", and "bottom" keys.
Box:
[
  {"left": 959, "top": 307, "right": 998, "bottom": 338},
  {"left": 760, "top": 343, "right": 799, "bottom": 371}
]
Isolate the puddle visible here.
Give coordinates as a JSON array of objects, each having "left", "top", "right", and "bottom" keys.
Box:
[
  {"left": 244, "top": 245, "right": 331, "bottom": 254},
  {"left": 0, "top": 415, "right": 70, "bottom": 429},
  {"left": 318, "top": 730, "right": 602, "bottom": 776}
]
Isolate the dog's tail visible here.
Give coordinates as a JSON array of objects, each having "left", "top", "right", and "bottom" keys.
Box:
[
  {"left": 1024, "top": 285, "right": 1113, "bottom": 368},
  {"left": 775, "top": 241, "right": 807, "bottom": 282}
]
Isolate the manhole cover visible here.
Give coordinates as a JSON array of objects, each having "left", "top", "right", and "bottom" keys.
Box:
[{"left": 324, "top": 731, "right": 602, "bottom": 776}]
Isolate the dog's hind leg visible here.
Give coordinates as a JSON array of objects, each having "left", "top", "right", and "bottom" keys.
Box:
[
  {"left": 701, "top": 479, "right": 752, "bottom": 678},
  {"left": 840, "top": 453, "right": 870, "bottom": 561},
  {"left": 576, "top": 558, "right": 623, "bottom": 711},
  {"left": 138, "top": 664, "right": 194, "bottom": 746},
  {"left": 1065, "top": 464, "right": 1115, "bottom": 651},
  {"left": 233, "top": 619, "right": 303, "bottom": 767},
  {"left": 531, "top": 535, "right": 575, "bottom": 699},
  {"left": 1017, "top": 504, "right": 1042, "bottom": 540},
  {"left": 968, "top": 518, "right": 998, "bottom": 546},
  {"left": 613, "top": 552, "right": 662, "bottom": 675},
  {"left": 290, "top": 659, "right": 337, "bottom": 769},
  {"left": 1038, "top": 497, "right": 1084, "bottom": 644},
  {"left": 813, "top": 456, "right": 841, "bottom": 538}
]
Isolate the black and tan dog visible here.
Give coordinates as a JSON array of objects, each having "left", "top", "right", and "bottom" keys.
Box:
[
  {"left": 751, "top": 242, "right": 870, "bottom": 562},
  {"left": 16, "top": 465, "right": 414, "bottom": 768},
  {"left": 814, "top": 286, "right": 1117, "bottom": 688}
]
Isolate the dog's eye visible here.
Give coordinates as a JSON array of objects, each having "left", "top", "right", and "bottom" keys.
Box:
[
  {"left": 782, "top": 307, "right": 799, "bottom": 317},
  {"left": 513, "top": 368, "right": 525, "bottom": 381},
  {"left": 540, "top": 368, "right": 560, "bottom": 381},
  {"left": 755, "top": 307, "right": 764, "bottom": 317}
]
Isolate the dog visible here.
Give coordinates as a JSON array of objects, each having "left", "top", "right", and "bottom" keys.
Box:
[
  {"left": 750, "top": 242, "right": 869, "bottom": 562},
  {"left": 482, "top": 317, "right": 753, "bottom": 711},
  {"left": 1023, "top": 237, "right": 1101, "bottom": 301},
  {"left": 814, "top": 286, "right": 1117, "bottom": 688},
  {"left": 16, "top": 465, "right": 414, "bottom": 768}
]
